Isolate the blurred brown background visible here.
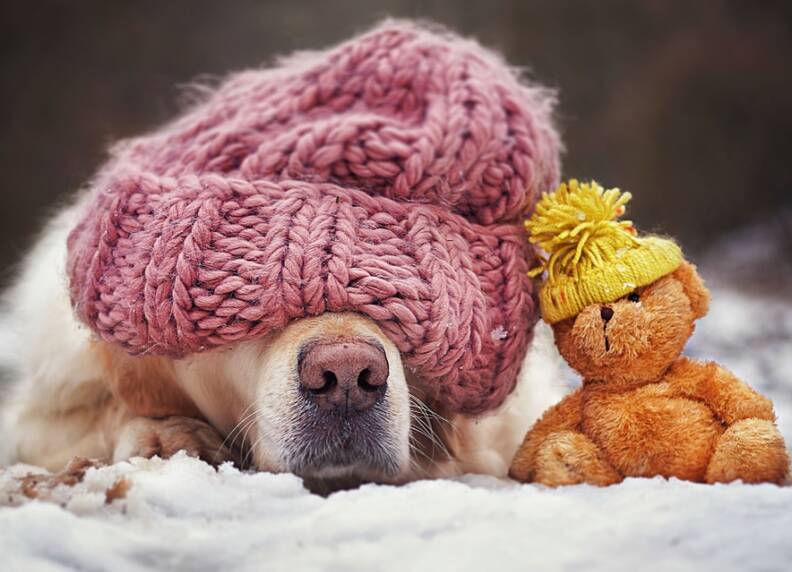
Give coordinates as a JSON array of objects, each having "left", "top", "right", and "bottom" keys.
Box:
[{"left": 2, "top": 0, "right": 791, "bottom": 288}]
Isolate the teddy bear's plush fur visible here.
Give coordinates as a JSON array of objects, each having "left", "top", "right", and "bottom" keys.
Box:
[{"left": 509, "top": 262, "right": 789, "bottom": 486}]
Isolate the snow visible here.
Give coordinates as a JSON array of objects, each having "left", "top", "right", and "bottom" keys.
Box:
[
  {"left": 3, "top": 453, "right": 792, "bottom": 571},
  {"left": 490, "top": 325, "right": 509, "bottom": 341},
  {"left": 2, "top": 452, "right": 792, "bottom": 572},
  {"left": 2, "top": 285, "right": 792, "bottom": 572}
]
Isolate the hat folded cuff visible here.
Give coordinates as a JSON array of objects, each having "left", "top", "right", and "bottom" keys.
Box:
[
  {"left": 539, "top": 238, "right": 684, "bottom": 323},
  {"left": 67, "top": 169, "right": 538, "bottom": 414}
]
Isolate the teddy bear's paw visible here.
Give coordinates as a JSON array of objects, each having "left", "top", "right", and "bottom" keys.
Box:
[
  {"left": 533, "top": 431, "right": 622, "bottom": 487},
  {"left": 706, "top": 419, "right": 789, "bottom": 484}
]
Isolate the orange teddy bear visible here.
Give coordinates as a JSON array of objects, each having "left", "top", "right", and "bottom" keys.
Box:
[{"left": 510, "top": 180, "right": 789, "bottom": 486}]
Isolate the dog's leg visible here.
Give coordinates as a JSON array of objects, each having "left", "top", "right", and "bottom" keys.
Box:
[
  {"left": 2, "top": 388, "right": 123, "bottom": 470},
  {"left": 4, "top": 391, "right": 234, "bottom": 470},
  {"left": 113, "top": 415, "right": 237, "bottom": 466},
  {"left": 0, "top": 205, "right": 230, "bottom": 470}
]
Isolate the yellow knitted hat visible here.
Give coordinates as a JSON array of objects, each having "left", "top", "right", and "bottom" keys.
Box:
[{"left": 526, "top": 180, "right": 683, "bottom": 323}]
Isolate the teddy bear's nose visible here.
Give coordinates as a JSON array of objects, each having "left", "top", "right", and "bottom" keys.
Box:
[{"left": 600, "top": 306, "right": 614, "bottom": 322}]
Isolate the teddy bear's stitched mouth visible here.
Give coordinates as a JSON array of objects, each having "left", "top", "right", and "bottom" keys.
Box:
[{"left": 603, "top": 319, "right": 611, "bottom": 352}]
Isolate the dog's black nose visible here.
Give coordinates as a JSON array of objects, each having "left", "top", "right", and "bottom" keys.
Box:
[
  {"left": 600, "top": 306, "right": 614, "bottom": 322},
  {"left": 298, "top": 340, "right": 388, "bottom": 413}
]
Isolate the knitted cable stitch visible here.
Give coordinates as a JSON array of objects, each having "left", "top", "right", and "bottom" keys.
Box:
[{"left": 67, "top": 20, "right": 561, "bottom": 414}]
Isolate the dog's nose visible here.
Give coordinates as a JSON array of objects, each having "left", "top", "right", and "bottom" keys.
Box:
[
  {"left": 600, "top": 306, "right": 614, "bottom": 322},
  {"left": 298, "top": 340, "right": 388, "bottom": 413}
]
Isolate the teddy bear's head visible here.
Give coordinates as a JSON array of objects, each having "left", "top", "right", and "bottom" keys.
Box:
[
  {"left": 525, "top": 180, "right": 710, "bottom": 388},
  {"left": 551, "top": 261, "right": 710, "bottom": 386}
]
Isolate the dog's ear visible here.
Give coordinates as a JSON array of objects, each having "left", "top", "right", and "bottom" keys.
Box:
[
  {"left": 96, "top": 343, "right": 201, "bottom": 418},
  {"left": 671, "top": 261, "right": 710, "bottom": 319}
]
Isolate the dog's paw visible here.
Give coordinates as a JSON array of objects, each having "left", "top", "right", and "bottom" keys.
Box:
[{"left": 114, "top": 416, "right": 237, "bottom": 467}]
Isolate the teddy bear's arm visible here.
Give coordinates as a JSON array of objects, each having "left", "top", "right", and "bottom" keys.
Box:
[
  {"left": 509, "top": 388, "right": 584, "bottom": 481},
  {"left": 668, "top": 358, "right": 776, "bottom": 425}
]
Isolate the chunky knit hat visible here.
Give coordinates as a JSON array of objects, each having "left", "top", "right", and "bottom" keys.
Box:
[
  {"left": 526, "top": 180, "right": 683, "bottom": 324},
  {"left": 67, "top": 20, "right": 561, "bottom": 414}
]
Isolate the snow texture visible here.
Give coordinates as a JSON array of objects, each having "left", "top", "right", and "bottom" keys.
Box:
[{"left": 2, "top": 286, "right": 792, "bottom": 572}]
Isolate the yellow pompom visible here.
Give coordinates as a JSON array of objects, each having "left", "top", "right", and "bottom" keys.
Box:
[
  {"left": 525, "top": 180, "right": 637, "bottom": 280},
  {"left": 525, "top": 179, "right": 683, "bottom": 323}
]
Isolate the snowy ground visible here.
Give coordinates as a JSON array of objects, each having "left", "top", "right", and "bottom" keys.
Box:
[
  {"left": 3, "top": 452, "right": 792, "bottom": 572},
  {"left": 2, "top": 283, "right": 792, "bottom": 572}
]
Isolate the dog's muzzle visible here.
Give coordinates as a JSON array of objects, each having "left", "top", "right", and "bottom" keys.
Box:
[{"left": 286, "top": 337, "right": 402, "bottom": 485}]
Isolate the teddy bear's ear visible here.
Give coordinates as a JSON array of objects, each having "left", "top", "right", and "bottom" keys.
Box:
[{"left": 671, "top": 261, "right": 710, "bottom": 319}]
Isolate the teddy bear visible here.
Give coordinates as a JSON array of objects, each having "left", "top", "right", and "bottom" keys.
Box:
[{"left": 509, "top": 180, "right": 789, "bottom": 486}]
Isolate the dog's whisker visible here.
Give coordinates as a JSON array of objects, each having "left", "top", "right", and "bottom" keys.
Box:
[
  {"left": 230, "top": 415, "right": 258, "bottom": 450},
  {"left": 214, "top": 403, "right": 260, "bottom": 461},
  {"left": 409, "top": 395, "right": 459, "bottom": 442},
  {"left": 243, "top": 434, "right": 266, "bottom": 469},
  {"left": 408, "top": 395, "right": 457, "bottom": 433},
  {"left": 409, "top": 414, "right": 433, "bottom": 431},
  {"left": 408, "top": 409, "right": 454, "bottom": 461},
  {"left": 408, "top": 440, "right": 446, "bottom": 475},
  {"left": 409, "top": 395, "right": 452, "bottom": 425},
  {"left": 408, "top": 421, "right": 446, "bottom": 453},
  {"left": 407, "top": 396, "right": 458, "bottom": 455},
  {"left": 237, "top": 414, "right": 262, "bottom": 456},
  {"left": 407, "top": 453, "right": 430, "bottom": 477},
  {"left": 224, "top": 411, "right": 264, "bottom": 468},
  {"left": 220, "top": 403, "right": 257, "bottom": 448}
]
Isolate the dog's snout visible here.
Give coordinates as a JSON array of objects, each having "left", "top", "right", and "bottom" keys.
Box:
[
  {"left": 298, "top": 340, "right": 388, "bottom": 413},
  {"left": 600, "top": 306, "right": 614, "bottom": 322}
]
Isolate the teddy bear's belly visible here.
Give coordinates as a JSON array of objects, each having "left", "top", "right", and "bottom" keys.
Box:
[{"left": 584, "top": 396, "right": 724, "bottom": 481}]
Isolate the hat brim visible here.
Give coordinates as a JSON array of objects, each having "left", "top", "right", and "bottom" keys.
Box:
[
  {"left": 538, "top": 236, "right": 683, "bottom": 323},
  {"left": 67, "top": 171, "right": 538, "bottom": 414}
]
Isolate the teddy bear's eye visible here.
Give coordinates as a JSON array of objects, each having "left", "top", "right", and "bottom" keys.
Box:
[{"left": 628, "top": 292, "right": 640, "bottom": 302}]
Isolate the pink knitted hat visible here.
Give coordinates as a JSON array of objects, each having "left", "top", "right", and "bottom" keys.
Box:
[{"left": 67, "top": 21, "right": 561, "bottom": 414}]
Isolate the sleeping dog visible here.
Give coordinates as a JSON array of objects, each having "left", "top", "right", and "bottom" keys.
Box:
[
  {"left": 0, "top": 21, "right": 564, "bottom": 491},
  {"left": 0, "top": 206, "right": 564, "bottom": 489}
]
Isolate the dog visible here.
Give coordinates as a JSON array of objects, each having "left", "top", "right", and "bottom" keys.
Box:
[
  {"left": 0, "top": 21, "right": 566, "bottom": 491},
  {"left": 0, "top": 202, "right": 565, "bottom": 491}
]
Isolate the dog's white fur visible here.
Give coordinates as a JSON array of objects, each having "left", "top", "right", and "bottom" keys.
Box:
[{"left": 0, "top": 202, "right": 566, "bottom": 482}]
